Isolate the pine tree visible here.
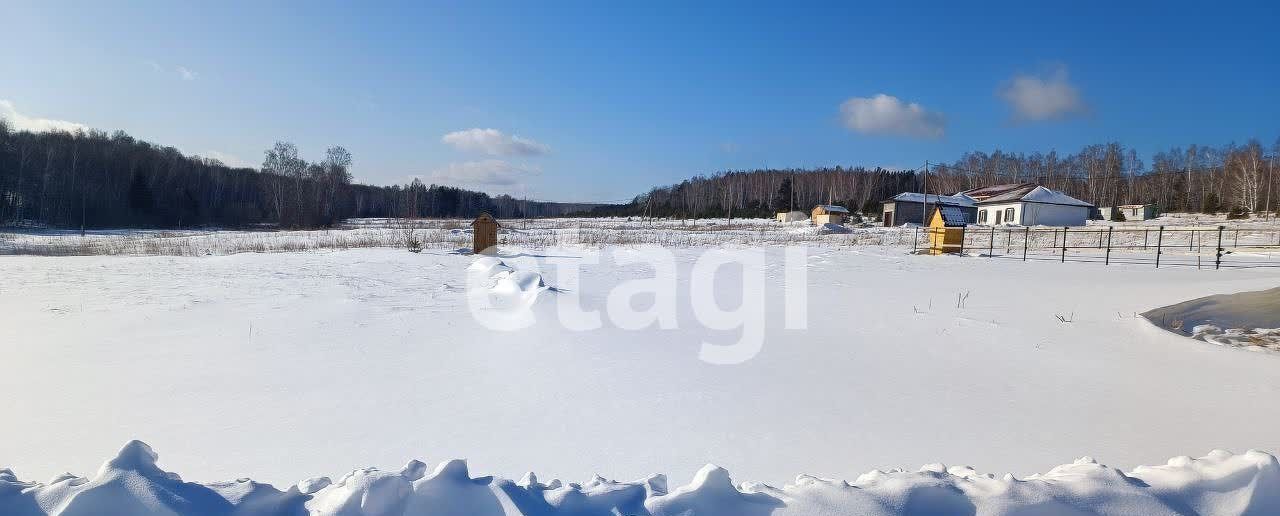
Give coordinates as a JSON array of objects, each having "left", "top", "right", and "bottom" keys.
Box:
[{"left": 771, "top": 178, "right": 793, "bottom": 213}]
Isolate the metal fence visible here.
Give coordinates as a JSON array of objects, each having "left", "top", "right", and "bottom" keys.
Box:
[{"left": 911, "top": 225, "right": 1280, "bottom": 269}]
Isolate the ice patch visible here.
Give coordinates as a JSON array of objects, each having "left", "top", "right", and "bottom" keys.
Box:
[{"left": 1143, "top": 287, "right": 1280, "bottom": 351}]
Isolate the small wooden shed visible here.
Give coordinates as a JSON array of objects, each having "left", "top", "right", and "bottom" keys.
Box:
[
  {"left": 471, "top": 212, "right": 499, "bottom": 254},
  {"left": 811, "top": 204, "right": 850, "bottom": 225},
  {"left": 927, "top": 206, "right": 966, "bottom": 255},
  {"left": 776, "top": 210, "right": 807, "bottom": 223}
]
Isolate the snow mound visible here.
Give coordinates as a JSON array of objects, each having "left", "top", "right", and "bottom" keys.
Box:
[
  {"left": 4, "top": 442, "right": 1280, "bottom": 515},
  {"left": 467, "top": 256, "right": 513, "bottom": 276},
  {"left": 470, "top": 257, "right": 550, "bottom": 304}
]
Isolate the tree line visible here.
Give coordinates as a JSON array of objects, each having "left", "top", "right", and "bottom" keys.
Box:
[
  {"left": 0, "top": 122, "right": 592, "bottom": 229},
  {"left": 591, "top": 139, "right": 1280, "bottom": 219},
  {"left": 4, "top": 119, "right": 1274, "bottom": 228}
]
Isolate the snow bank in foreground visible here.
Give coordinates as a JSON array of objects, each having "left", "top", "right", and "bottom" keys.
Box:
[{"left": 3, "top": 442, "right": 1279, "bottom": 515}]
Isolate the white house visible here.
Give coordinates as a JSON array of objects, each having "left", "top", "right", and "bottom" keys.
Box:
[{"left": 964, "top": 183, "right": 1094, "bottom": 227}]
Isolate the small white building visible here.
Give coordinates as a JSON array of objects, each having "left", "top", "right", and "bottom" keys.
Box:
[
  {"left": 776, "top": 210, "right": 808, "bottom": 223},
  {"left": 965, "top": 183, "right": 1094, "bottom": 227},
  {"left": 1099, "top": 204, "right": 1158, "bottom": 221}
]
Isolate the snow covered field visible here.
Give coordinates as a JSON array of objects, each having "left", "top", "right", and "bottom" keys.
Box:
[
  {"left": 5, "top": 218, "right": 1280, "bottom": 514},
  {"left": 4, "top": 238, "right": 1280, "bottom": 496},
  {"left": 3, "top": 214, "right": 1277, "bottom": 259}
]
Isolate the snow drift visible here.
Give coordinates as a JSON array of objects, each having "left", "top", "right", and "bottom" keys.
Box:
[{"left": 3, "top": 442, "right": 1279, "bottom": 515}]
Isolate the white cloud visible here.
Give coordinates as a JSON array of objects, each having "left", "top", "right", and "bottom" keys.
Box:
[
  {"left": 999, "top": 65, "right": 1087, "bottom": 122},
  {"left": 0, "top": 99, "right": 88, "bottom": 133},
  {"left": 424, "top": 159, "right": 540, "bottom": 192},
  {"left": 441, "top": 128, "right": 549, "bottom": 156},
  {"left": 143, "top": 60, "right": 162, "bottom": 72},
  {"left": 838, "top": 94, "right": 945, "bottom": 138},
  {"left": 176, "top": 66, "right": 198, "bottom": 81}
]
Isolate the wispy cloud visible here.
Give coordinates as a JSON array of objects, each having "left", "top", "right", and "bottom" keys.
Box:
[
  {"left": 423, "top": 159, "right": 540, "bottom": 193},
  {"left": 0, "top": 99, "right": 88, "bottom": 133},
  {"left": 441, "top": 128, "right": 549, "bottom": 156},
  {"left": 998, "top": 65, "right": 1087, "bottom": 122},
  {"left": 143, "top": 60, "right": 198, "bottom": 81},
  {"left": 838, "top": 94, "right": 945, "bottom": 138}
]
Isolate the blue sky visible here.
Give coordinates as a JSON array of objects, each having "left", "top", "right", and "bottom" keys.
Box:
[{"left": 3, "top": 1, "right": 1277, "bottom": 202}]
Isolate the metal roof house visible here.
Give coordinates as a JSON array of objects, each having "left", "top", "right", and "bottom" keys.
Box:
[
  {"left": 881, "top": 192, "right": 976, "bottom": 226},
  {"left": 964, "top": 183, "right": 1094, "bottom": 227}
]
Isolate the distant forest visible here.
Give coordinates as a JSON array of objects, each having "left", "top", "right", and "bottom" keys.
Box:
[
  {"left": 0, "top": 121, "right": 595, "bottom": 229},
  {"left": 2, "top": 118, "right": 1276, "bottom": 229},
  {"left": 592, "top": 140, "right": 1280, "bottom": 220}
]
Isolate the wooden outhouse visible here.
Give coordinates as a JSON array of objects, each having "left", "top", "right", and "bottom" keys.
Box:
[
  {"left": 927, "top": 206, "right": 966, "bottom": 255},
  {"left": 471, "top": 212, "right": 499, "bottom": 254}
]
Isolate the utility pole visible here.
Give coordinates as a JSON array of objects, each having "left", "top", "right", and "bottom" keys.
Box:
[
  {"left": 1267, "top": 151, "right": 1275, "bottom": 223},
  {"left": 922, "top": 160, "right": 929, "bottom": 225}
]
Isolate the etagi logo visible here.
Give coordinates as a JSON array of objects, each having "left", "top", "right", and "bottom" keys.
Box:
[{"left": 466, "top": 246, "right": 809, "bottom": 365}]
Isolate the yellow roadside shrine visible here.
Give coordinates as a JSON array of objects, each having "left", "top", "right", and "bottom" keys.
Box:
[{"left": 927, "top": 206, "right": 966, "bottom": 255}]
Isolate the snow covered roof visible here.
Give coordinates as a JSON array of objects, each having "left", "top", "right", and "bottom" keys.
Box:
[
  {"left": 1019, "top": 186, "right": 1094, "bottom": 207},
  {"left": 889, "top": 192, "right": 976, "bottom": 207},
  {"left": 931, "top": 206, "right": 970, "bottom": 227},
  {"left": 963, "top": 183, "right": 1093, "bottom": 207},
  {"left": 814, "top": 204, "right": 849, "bottom": 213},
  {"left": 960, "top": 183, "right": 1037, "bottom": 202}
]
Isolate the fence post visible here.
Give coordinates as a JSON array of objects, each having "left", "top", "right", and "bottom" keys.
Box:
[
  {"left": 1155, "top": 225, "right": 1164, "bottom": 268},
  {"left": 1143, "top": 229, "right": 1149, "bottom": 250},
  {"left": 1105, "top": 226, "right": 1114, "bottom": 265},
  {"left": 1023, "top": 227, "right": 1029, "bottom": 261},
  {"left": 1061, "top": 226, "right": 1069, "bottom": 263},
  {"left": 912, "top": 226, "right": 918, "bottom": 253},
  {"left": 989, "top": 226, "right": 995, "bottom": 257},
  {"left": 1215, "top": 225, "right": 1225, "bottom": 270},
  {"left": 1098, "top": 229, "right": 1104, "bottom": 249}
]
